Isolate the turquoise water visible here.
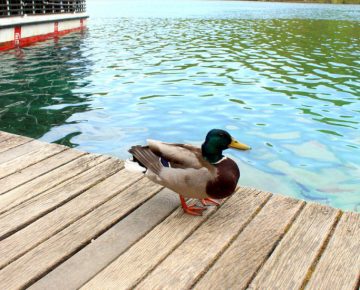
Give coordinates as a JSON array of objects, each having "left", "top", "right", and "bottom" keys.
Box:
[{"left": 0, "top": 1, "right": 359, "bottom": 211}]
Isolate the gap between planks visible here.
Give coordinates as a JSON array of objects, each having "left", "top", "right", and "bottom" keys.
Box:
[
  {"left": 81, "top": 187, "right": 270, "bottom": 290},
  {"left": 249, "top": 202, "right": 340, "bottom": 289},
  {"left": 0, "top": 157, "right": 123, "bottom": 240},
  {"left": 0, "top": 148, "right": 86, "bottom": 195},
  {"left": 0, "top": 140, "right": 68, "bottom": 180},
  {"left": 304, "top": 211, "right": 360, "bottom": 290},
  {"left": 0, "top": 153, "right": 109, "bottom": 215},
  {"left": 0, "top": 178, "right": 163, "bottom": 289},
  {"left": 193, "top": 195, "right": 305, "bottom": 290},
  {"left": 0, "top": 165, "right": 140, "bottom": 270},
  {"left": 0, "top": 134, "right": 33, "bottom": 154},
  {"left": 300, "top": 210, "right": 343, "bottom": 290},
  {"left": 29, "top": 189, "right": 180, "bottom": 290}
]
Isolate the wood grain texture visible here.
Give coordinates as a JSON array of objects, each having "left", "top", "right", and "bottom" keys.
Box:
[
  {"left": 0, "top": 168, "right": 142, "bottom": 270},
  {"left": 0, "top": 158, "right": 123, "bottom": 240},
  {"left": 249, "top": 202, "right": 340, "bottom": 290},
  {"left": 305, "top": 212, "right": 360, "bottom": 290},
  {"left": 0, "top": 148, "right": 85, "bottom": 195},
  {"left": 195, "top": 195, "right": 304, "bottom": 290},
  {"left": 136, "top": 188, "right": 272, "bottom": 290},
  {"left": 0, "top": 178, "right": 162, "bottom": 290},
  {"left": 0, "top": 141, "right": 67, "bottom": 179},
  {"left": 81, "top": 187, "right": 268, "bottom": 290},
  {"left": 0, "top": 139, "right": 45, "bottom": 164},
  {"left": 0, "top": 131, "right": 15, "bottom": 139},
  {"left": 29, "top": 189, "right": 179, "bottom": 290},
  {"left": 81, "top": 200, "right": 220, "bottom": 290},
  {"left": 0, "top": 131, "right": 12, "bottom": 142},
  {"left": 0, "top": 153, "right": 105, "bottom": 214},
  {"left": 0, "top": 135, "right": 32, "bottom": 154}
]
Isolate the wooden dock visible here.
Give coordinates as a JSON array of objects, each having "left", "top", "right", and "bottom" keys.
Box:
[{"left": 0, "top": 130, "right": 359, "bottom": 290}]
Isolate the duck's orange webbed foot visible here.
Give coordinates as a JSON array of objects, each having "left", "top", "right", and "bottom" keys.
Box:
[
  {"left": 179, "top": 195, "right": 206, "bottom": 216},
  {"left": 201, "top": 198, "right": 221, "bottom": 207}
]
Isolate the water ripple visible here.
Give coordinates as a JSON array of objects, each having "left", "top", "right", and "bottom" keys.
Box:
[{"left": 0, "top": 1, "right": 359, "bottom": 211}]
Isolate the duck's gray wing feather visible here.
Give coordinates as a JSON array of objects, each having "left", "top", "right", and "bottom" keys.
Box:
[{"left": 147, "top": 139, "right": 204, "bottom": 169}]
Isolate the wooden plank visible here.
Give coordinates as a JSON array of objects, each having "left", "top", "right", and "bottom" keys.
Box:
[
  {"left": 305, "top": 212, "right": 360, "bottom": 290},
  {"left": 0, "top": 139, "right": 44, "bottom": 163},
  {"left": 0, "top": 157, "right": 123, "bottom": 240},
  {"left": 0, "top": 131, "right": 12, "bottom": 140},
  {"left": 0, "top": 153, "right": 106, "bottom": 214},
  {"left": 0, "top": 149, "right": 85, "bottom": 195},
  {"left": 0, "top": 131, "right": 16, "bottom": 139},
  {"left": 0, "top": 169, "right": 143, "bottom": 270},
  {"left": 0, "top": 142, "right": 67, "bottom": 180},
  {"left": 195, "top": 195, "right": 304, "bottom": 290},
  {"left": 0, "top": 178, "right": 162, "bottom": 290},
  {"left": 29, "top": 189, "right": 179, "bottom": 290},
  {"left": 0, "top": 134, "right": 32, "bottom": 153},
  {"left": 0, "top": 135, "right": 12, "bottom": 144},
  {"left": 81, "top": 187, "right": 270, "bottom": 290},
  {"left": 249, "top": 203, "right": 340, "bottom": 289},
  {"left": 135, "top": 188, "right": 272, "bottom": 290}
]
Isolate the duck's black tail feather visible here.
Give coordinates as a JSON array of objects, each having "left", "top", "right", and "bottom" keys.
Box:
[{"left": 129, "top": 146, "right": 162, "bottom": 175}]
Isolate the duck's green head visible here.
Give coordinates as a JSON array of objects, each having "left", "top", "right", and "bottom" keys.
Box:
[{"left": 202, "top": 129, "right": 251, "bottom": 163}]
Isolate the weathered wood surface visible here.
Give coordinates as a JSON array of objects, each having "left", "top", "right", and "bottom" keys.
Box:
[
  {"left": 0, "top": 153, "right": 103, "bottom": 214},
  {"left": 0, "top": 131, "right": 359, "bottom": 290},
  {"left": 135, "top": 188, "right": 271, "bottom": 290},
  {"left": 29, "top": 189, "right": 179, "bottom": 290},
  {"left": 0, "top": 157, "right": 121, "bottom": 239},
  {"left": 0, "top": 141, "right": 67, "bottom": 179},
  {"left": 305, "top": 212, "right": 360, "bottom": 290},
  {"left": 0, "top": 148, "right": 84, "bottom": 195},
  {"left": 0, "top": 134, "right": 32, "bottom": 154},
  {"left": 249, "top": 203, "right": 340, "bottom": 289},
  {"left": 195, "top": 195, "right": 304, "bottom": 290}
]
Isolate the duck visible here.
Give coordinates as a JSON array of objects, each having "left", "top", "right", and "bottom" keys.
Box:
[{"left": 125, "top": 129, "right": 251, "bottom": 216}]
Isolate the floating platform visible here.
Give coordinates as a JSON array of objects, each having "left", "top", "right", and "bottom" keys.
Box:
[
  {"left": 0, "top": 130, "right": 359, "bottom": 289},
  {"left": 0, "top": 1, "right": 87, "bottom": 51}
]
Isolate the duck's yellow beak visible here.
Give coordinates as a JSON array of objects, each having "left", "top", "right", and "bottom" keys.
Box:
[{"left": 229, "top": 138, "right": 251, "bottom": 150}]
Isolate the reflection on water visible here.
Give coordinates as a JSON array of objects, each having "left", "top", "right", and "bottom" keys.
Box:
[
  {"left": 0, "top": 1, "right": 359, "bottom": 211},
  {"left": 0, "top": 34, "right": 92, "bottom": 146}
]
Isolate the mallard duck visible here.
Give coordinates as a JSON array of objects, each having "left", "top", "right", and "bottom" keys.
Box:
[{"left": 126, "top": 129, "right": 251, "bottom": 216}]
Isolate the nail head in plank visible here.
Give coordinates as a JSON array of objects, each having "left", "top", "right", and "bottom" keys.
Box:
[
  {"left": 195, "top": 194, "right": 304, "bottom": 290},
  {"left": 0, "top": 167, "right": 141, "bottom": 270},
  {"left": 81, "top": 187, "right": 269, "bottom": 290},
  {"left": 136, "top": 188, "right": 272, "bottom": 290},
  {"left": 305, "top": 212, "right": 360, "bottom": 290},
  {"left": 0, "top": 178, "right": 162, "bottom": 290},
  {"left": 29, "top": 189, "right": 179, "bottom": 290},
  {"left": 249, "top": 202, "right": 340, "bottom": 290},
  {"left": 0, "top": 158, "right": 123, "bottom": 240},
  {"left": 0, "top": 148, "right": 85, "bottom": 195}
]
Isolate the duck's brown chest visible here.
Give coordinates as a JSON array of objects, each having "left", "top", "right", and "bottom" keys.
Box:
[{"left": 206, "top": 158, "right": 240, "bottom": 199}]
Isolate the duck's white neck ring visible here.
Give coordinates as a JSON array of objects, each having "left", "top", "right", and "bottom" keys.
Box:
[{"left": 211, "top": 156, "right": 227, "bottom": 165}]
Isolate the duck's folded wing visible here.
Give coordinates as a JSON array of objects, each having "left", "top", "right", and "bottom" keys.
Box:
[
  {"left": 150, "top": 166, "right": 213, "bottom": 199},
  {"left": 147, "top": 139, "right": 204, "bottom": 169}
]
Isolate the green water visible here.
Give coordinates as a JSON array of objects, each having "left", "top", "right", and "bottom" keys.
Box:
[{"left": 0, "top": 1, "right": 359, "bottom": 211}]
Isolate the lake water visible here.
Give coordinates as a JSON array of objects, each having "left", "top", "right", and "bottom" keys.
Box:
[{"left": 0, "top": 1, "right": 359, "bottom": 211}]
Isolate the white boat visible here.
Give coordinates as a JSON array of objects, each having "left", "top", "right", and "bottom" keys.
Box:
[{"left": 0, "top": 0, "right": 88, "bottom": 51}]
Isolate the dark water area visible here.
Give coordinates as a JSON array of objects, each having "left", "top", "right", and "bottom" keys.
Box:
[{"left": 0, "top": 1, "right": 359, "bottom": 211}]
